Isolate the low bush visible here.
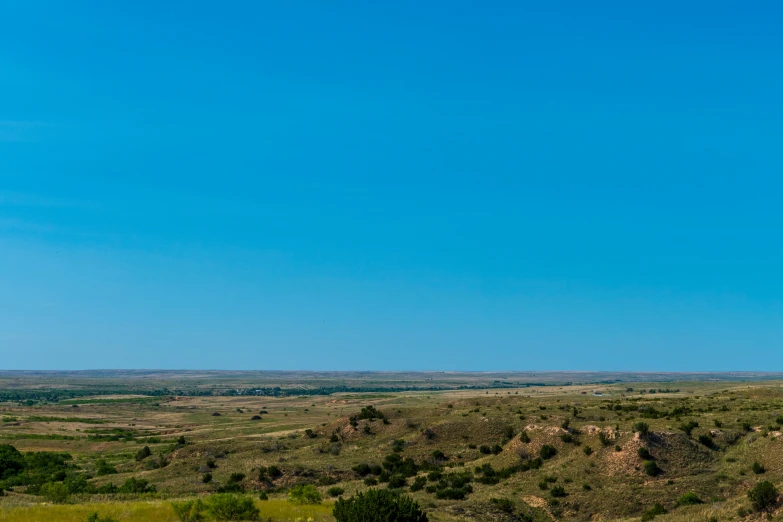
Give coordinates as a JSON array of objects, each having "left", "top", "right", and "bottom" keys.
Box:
[
  {"left": 205, "top": 494, "right": 260, "bottom": 521},
  {"left": 640, "top": 503, "right": 666, "bottom": 521},
  {"left": 539, "top": 445, "right": 557, "bottom": 460},
  {"left": 550, "top": 485, "right": 566, "bottom": 498},
  {"left": 333, "top": 489, "right": 428, "bottom": 522},
  {"left": 677, "top": 492, "right": 703, "bottom": 506},
  {"left": 289, "top": 484, "right": 322, "bottom": 504},
  {"left": 643, "top": 461, "right": 661, "bottom": 476},
  {"left": 748, "top": 481, "right": 778, "bottom": 512}
]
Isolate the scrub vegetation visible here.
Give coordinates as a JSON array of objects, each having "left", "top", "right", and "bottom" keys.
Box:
[{"left": 1, "top": 371, "right": 783, "bottom": 521}]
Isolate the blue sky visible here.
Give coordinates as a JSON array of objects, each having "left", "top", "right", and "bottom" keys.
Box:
[{"left": 1, "top": 1, "right": 782, "bottom": 370}]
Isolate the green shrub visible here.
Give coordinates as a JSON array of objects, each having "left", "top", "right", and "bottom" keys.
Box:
[
  {"left": 289, "top": 484, "right": 322, "bottom": 504},
  {"left": 328, "top": 486, "right": 345, "bottom": 497},
  {"left": 217, "top": 473, "right": 245, "bottom": 494},
  {"left": 598, "top": 431, "right": 610, "bottom": 446},
  {"left": 135, "top": 446, "right": 152, "bottom": 462},
  {"left": 539, "top": 445, "right": 557, "bottom": 460},
  {"left": 519, "top": 431, "right": 530, "bottom": 443},
  {"left": 479, "top": 445, "right": 491, "bottom": 454},
  {"left": 410, "top": 476, "right": 426, "bottom": 492},
  {"left": 697, "top": 434, "right": 714, "bottom": 448},
  {"left": 40, "top": 482, "right": 69, "bottom": 503},
  {"left": 364, "top": 477, "right": 378, "bottom": 486},
  {"left": 677, "top": 492, "right": 703, "bottom": 506},
  {"left": 748, "top": 481, "right": 778, "bottom": 512},
  {"left": 333, "top": 489, "right": 428, "bottom": 522},
  {"left": 387, "top": 474, "right": 407, "bottom": 489},
  {"left": 637, "top": 447, "right": 651, "bottom": 460},
  {"left": 640, "top": 503, "right": 666, "bottom": 521},
  {"left": 95, "top": 459, "right": 117, "bottom": 476},
  {"left": 679, "top": 421, "right": 699, "bottom": 436},
  {"left": 643, "top": 461, "right": 661, "bottom": 476},
  {"left": 118, "top": 477, "right": 156, "bottom": 494},
  {"left": 550, "top": 485, "right": 566, "bottom": 497},
  {"left": 258, "top": 491, "right": 268, "bottom": 500},
  {"left": 352, "top": 463, "right": 371, "bottom": 476},
  {"left": 202, "top": 472, "right": 212, "bottom": 483},
  {"left": 633, "top": 422, "right": 649, "bottom": 436},
  {"left": 490, "top": 497, "right": 514, "bottom": 513},
  {"left": 0, "top": 444, "right": 24, "bottom": 477},
  {"left": 752, "top": 461, "right": 766, "bottom": 474},
  {"left": 205, "top": 494, "right": 260, "bottom": 521},
  {"left": 171, "top": 499, "right": 206, "bottom": 522}
]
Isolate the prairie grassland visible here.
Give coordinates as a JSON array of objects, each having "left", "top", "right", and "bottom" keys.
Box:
[{"left": 2, "top": 373, "right": 783, "bottom": 521}]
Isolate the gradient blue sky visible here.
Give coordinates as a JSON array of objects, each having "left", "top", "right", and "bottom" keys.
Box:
[{"left": 1, "top": 1, "right": 782, "bottom": 370}]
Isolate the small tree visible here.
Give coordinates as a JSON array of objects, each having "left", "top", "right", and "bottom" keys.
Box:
[
  {"left": 388, "top": 474, "right": 407, "bottom": 488},
  {"left": 644, "top": 460, "right": 661, "bottom": 476},
  {"left": 135, "top": 446, "right": 152, "bottom": 462},
  {"left": 539, "top": 445, "right": 557, "bottom": 460},
  {"left": 550, "top": 485, "right": 566, "bottom": 498},
  {"left": 679, "top": 420, "right": 699, "bottom": 436},
  {"left": 677, "top": 492, "right": 703, "bottom": 506},
  {"left": 205, "top": 494, "right": 260, "bottom": 521},
  {"left": 0, "top": 444, "right": 24, "bottom": 478},
  {"left": 748, "top": 481, "right": 778, "bottom": 512},
  {"left": 327, "top": 486, "right": 345, "bottom": 497},
  {"left": 640, "top": 503, "right": 666, "bottom": 521},
  {"left": 40, "top": 482, "right": 69, "bottom": 503},
  {"left": 289, "top": 484, "right": 322, "bottom": 504},
  {"left": 333, "top": 489, "right": 428, "bottom": 522},
  {"left": 633, "top": 422, "right": 649, "bottom": 436}
]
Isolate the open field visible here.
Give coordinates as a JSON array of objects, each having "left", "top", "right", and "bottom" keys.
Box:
[{"left": 2, "top": 372, "right": 783, "bottom": 521}]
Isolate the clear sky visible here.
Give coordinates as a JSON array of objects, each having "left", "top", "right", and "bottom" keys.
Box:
[{"left": 1, "top": 1, "right": 782, "bottom": 371}]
